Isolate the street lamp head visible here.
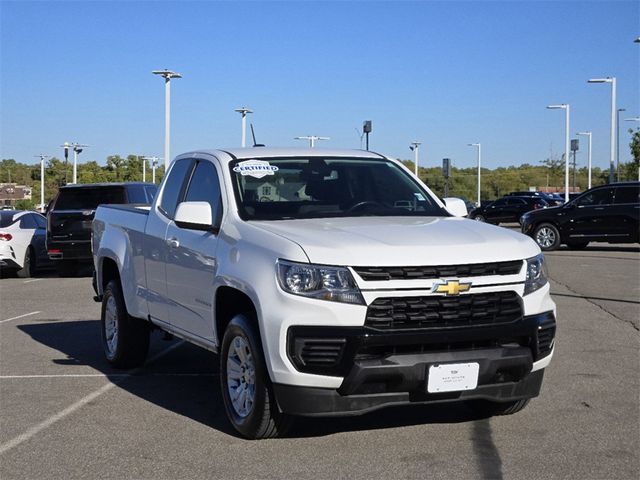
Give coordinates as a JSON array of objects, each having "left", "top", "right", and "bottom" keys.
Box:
[
  {"left": 618, "top": 108, "right": 626, "bottom": 112},
  {"left": 576, "top": 131, "right": 591, "bottom": 136},
  {"left": 152, "top": 69, "right": 182, "bottom": 79},
  {"left": 625, "top": 117, "right": 640, "bottom": 122},
  {"left": 547, "top": 104, "right": 568, "bottom": 110},
  {"left": 587, "top": 77, "right": 613, "bottom": 83},
  {"left": 235, "top": 107, "right": 253, "bottom": 115},
  {"left": 634, "top": 36, "right": 640, "bottom": 43},
  {"left": 468, "top": 143, "right": 480, "bottom": 147}
]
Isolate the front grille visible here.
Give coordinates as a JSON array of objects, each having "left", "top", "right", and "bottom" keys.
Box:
[
  {"left": 353, "top": 260, "right": 523, "bottom": 281},
  {"left": 288, "top": 336, "right": 347, "bottom": 374},
  {"left": 536, "top": 316, "right": 556, "bottom": 357},
  {"left": 365, "top": 291, "right": 523, "bottom": 330}
]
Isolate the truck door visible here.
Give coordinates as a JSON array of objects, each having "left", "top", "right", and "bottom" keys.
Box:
[
  {"left": 143, "top": 158, "right": 194, "bottom": 324},
  {"left": 164, "top": 159, "right": 223, "bottom": 342}
]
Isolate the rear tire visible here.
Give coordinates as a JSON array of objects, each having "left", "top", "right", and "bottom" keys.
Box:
[
  {"left": 16, "top": 247, "right": 35, "bottom": 278},
  {"left": 474, "top": 214, "right": 486, "bottom": 222},
  {"left": 101, "top": 279, "right": 150, "bottom": 369},
  {"left": 220, "top": 314, "right": 292, "bottom": 439},
  {"left": 534, "top": 223, "right": 561, "bottom": 251}
]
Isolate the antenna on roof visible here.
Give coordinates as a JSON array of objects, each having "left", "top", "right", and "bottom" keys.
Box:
[{"left": 250, "top": 123, "right": 265, "bottom": 147}]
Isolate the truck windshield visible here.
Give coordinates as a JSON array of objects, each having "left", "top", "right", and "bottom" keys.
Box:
[{"left": 229, "top": 157, "right": 448, "bottom": 220}]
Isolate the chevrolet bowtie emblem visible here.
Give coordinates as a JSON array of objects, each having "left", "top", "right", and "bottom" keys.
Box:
[{"left": 432, "top": 280, "right": 472, "bottom": 296}]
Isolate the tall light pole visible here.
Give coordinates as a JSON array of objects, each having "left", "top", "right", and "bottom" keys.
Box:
[
  {"left": 588, "top": 77, "right": 616, "bottom": 183},
  {"left": 547, "top": 104, "right": 570, "bottom": 202},
  {"left": 71, "top": 143, "right": 88, "bottom": 184},
  {"left": 409, "top": 142, "right": 421, "bottom": 177},
  {"left": 616, "top": 108, "right": 626, "bottom": 181},
  {"left": 152, "top": 69, "right": 182, "bottom": 171},
  {"left": 294, "top": 136, "right": 330, "bottom": 148},
  {"left": 468, "top": 143, "right": 481, "bottom": 206},
  {"left": 577, "top": 132, "right": 592, "bottom": 189},
  {"left": 34, "top": 154, "right": 49, "bottom": 212},
  {"left": 234, "top": 107, "right": 253, "bottom": 147}
]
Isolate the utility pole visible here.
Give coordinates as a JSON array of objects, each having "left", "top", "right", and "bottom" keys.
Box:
[
  {"left": 616, "top": 108, "right": 625, "bottom": 181},
  {"left": 442, "top": 158, "right": 451, "bottom": 197},
  {"left": 363, "top": 121, "right": 372, "bottom": 150},
  {"left": 235, "top": 107, "right": 253, "bottom": 147},
  {"left": 34, "top": 154, "right": 50, "bottom": 212},
  {"left": 71, "top": 143, "right": 88, "bottom": 184},
  {"left": 61, "top": 142, "right": 70, "bottom": 185},
  {"left": 410, "top": 142, "right": 421, "bottom": 178},
  {"left": 152, "top": 69, "right": 182, "bottom": 170},
  {"left": 143, "top": 156, "right": 161, "bottom": 184},
  {"left": 570, "top": 139, "right": 579, "bottom": 192},
  {"left": 294, "top": 136, "right": 330, "bottom": 148},
  {"left": 468, "top": 143, "right": 481, "bottom": 206}
]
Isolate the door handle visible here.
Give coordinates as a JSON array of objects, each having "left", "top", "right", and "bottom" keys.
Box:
[{"left": 166, "top": 237, "right": 180, "bottom": 248}]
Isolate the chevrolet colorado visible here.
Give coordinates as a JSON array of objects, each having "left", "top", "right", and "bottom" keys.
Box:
[{"left": 92, "top": 148, "right": 556, "bottom": 439}]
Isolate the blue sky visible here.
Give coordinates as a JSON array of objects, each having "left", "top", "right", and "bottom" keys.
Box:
[{"left": 1, "top": 0, "right": 638, "bottom": 171}]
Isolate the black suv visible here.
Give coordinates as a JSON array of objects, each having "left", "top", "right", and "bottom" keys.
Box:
[
  {"left": 469, "top": 196, "right": 549, "bottom": 225},
  {"left": 47, "top": 182, "right": 157, "bottom": 274},
  {"left": 521, "top": 182, "right": 640, "bottom": 250}
]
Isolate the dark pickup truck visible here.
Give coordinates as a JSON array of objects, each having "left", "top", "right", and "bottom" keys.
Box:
[{"left": 47, "top": 182, "right": 157, "bottom": 275}]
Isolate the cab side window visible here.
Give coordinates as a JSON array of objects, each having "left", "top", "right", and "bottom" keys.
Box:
[
  {"left": 576, "top": 188, "right": 613, "bottom": 207},
  {"left": 159, "top": 159, "right": 194, "bottom": 219},
  {"left": 614, "top": 186, "right": 640, "bottom": 205},
  {"left": 184, "top": 160, "right": 223, "bottom": 227}
]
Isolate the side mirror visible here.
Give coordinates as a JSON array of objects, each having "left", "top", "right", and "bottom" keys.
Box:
[
  {"left": 174, "top": 201, "right": 218, "bottom": 233},
  {"left": 443, "top": 197, "right": 468, "bottom": 217}
]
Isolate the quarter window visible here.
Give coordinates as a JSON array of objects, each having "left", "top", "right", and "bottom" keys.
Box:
[
  {"left": 184, "top": 160, "right": 223, "bottom": 226},
  {"left": 159, "top": 159, "right": 193, "bottom": 219}
]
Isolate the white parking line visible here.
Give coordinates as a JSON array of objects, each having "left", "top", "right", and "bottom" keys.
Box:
[
  {"left": 0, "top": 373, "right": 217, "bottom": 379},
  {"left": 0, "top": 311, "right": 41, "bottom": 325},
  {"left": 23, "top": 279, "right": 42, "bottom": 284},
  {"left": 0, "top": 340, "right": 186, "bottom": 456}
]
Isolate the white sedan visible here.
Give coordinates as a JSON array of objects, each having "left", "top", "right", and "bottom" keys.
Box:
[{"left": 0, "top": 210, "right": 50, "bottom": 278}]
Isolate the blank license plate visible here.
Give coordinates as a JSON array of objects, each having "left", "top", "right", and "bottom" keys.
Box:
[{"left": 427, "top": 363, "right": 479, "bottom": 393}]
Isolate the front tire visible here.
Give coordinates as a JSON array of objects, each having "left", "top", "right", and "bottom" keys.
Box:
[
  {"left": 534, "top": 223, "right": 561, "bottom": 251},
  {"left": 474, "top": 214, "right": 486, "bottom": 222},
  {"left": 16, "top": 247, "right": 35, "bottom": 278},
  {"left": 220, "top": 314, "right": 292, "bottom": 439},
  {"left": 101, "top": 279, "right": 150, "bottom": 368}
]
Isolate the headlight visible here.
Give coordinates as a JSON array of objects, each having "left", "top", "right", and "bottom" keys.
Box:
[
  {"left": 276, "top": 260, "right": 365, "bottom": 305},
  {"left": 524, "top": 253, "right": 548, "bottom": 295}
]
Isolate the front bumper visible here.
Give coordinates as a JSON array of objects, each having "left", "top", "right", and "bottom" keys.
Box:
[
  {"left": 274, "top": 311, "right": 555, "bottom": 415},
  {"left": 274, "top": 370, "right": 544, "bottom": 416}
]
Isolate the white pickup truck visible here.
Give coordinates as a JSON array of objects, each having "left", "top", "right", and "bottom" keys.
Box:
[{"left": 92, "top": 148, "right": 556, "bottom": 439}]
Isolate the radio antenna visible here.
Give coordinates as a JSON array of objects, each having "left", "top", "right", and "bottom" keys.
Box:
[{"left": 250, "top": 123, "right": 265, "bottom": 147}]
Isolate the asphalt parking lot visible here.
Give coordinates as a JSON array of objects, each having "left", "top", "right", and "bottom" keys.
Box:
[{"left": 1, "top": 243, "right": 638, "bottom": 479}]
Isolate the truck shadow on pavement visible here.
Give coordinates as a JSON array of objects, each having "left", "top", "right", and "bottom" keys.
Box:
[{"left": 18, "top": 320, "right": 499, "bottom": 444}]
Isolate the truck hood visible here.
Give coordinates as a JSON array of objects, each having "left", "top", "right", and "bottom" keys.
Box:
[{"left": 251, "top": 216, "right": 539, "bottom": 266}]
